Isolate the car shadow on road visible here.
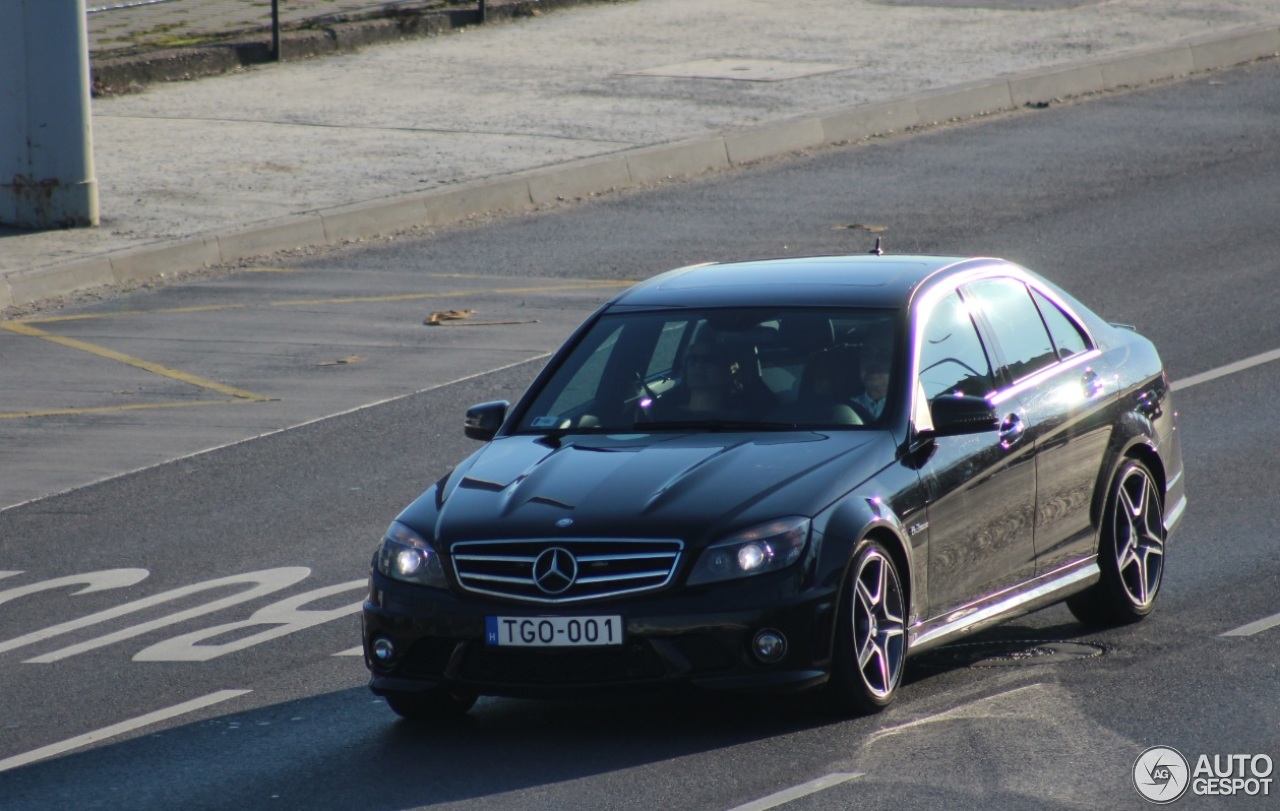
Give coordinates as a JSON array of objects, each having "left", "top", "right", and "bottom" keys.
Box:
[
  {"left": 0, "top": 683, "right": 849, "bottom": 810},
  {"left": 0, "top": 618, "right": 1109, "bottom": 810}
]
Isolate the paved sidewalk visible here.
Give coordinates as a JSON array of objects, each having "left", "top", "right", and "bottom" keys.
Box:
[
  {"left": 86, "top": 0, "right": 432, "bottom": 56},
  {"left": 3, "top": 0, "right": 1279, "bottom": 312}
]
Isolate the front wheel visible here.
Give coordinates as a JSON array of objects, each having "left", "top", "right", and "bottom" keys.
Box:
[
  {"left": 383, "top": 688, "right": 477, "bottom": 721},
  {"left": 825, "top": 539, "right": 907, "bottom": 715},
  {"left": 1067, "top": 458, "right": 1165, "bottom": 626}
]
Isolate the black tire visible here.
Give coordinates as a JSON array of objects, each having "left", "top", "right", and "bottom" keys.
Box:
[
  {"left": 1067, "top": 458, "right": 1165, "bottom": 627},
  {"left": 383, "top": 688, "right": 477, "bottom": 721},
  {"left": 825, "top": 539, "right": 907, "bottom": 715}
]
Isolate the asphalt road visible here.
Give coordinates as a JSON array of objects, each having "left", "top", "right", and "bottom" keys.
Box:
[{"left": 2, "top": 59, "right": 1279, "bottom": 810}]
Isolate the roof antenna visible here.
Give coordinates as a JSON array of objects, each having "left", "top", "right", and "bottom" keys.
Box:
[{"left": 869, "top": 237, "right": 884, "bottom": 256}]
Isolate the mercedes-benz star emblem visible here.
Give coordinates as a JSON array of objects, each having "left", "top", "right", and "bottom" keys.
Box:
[{"left": 532, "top": 547, "right": 578, "bottom": 595}]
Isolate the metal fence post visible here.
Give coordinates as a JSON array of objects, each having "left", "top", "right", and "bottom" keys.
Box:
[
  {"left": 271, "top": 0, "right": 280, "bottom": 61},
  {"left": 479, "top": 0, "right": 486, "bottom": 23}
]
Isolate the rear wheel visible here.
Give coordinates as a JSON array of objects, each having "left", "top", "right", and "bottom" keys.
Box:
[
  {"left": 826, "top": 539, "right": 907, "bottom": 715},
  {"left": 1067, "top": 458, "right": 1165, "bottom": 626},
  {"left": 383, "top": 688, "right": 477, "bottom": 721}
]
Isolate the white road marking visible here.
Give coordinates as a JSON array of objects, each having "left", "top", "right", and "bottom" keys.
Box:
[
  {"left": 1174, "top": 353, "right": 1280, "bottom": 639},
  {"left": 131, "top": 579, "right": 364, "bottom": 662},
  {"left": 7, "top": 567, "right": 310, "bottom": 662},
  {"left": 333, "top": 646, "right": 364, "bottom": 656},
  {"left": 0, "top": 569, "right": 150, "bottom": 607},
  {"left": 0, "top": 689, "right": 251, "bottom": 773},
  {"left": 1222, "top": 612, "right": 1280, "bottom": 637},
  {"left": 726, "top": 772, "right": 863, "bottom": 811},
  {"left": 1172, "top": 347, "right": 1280, "bottom": 391},
  {"left": 865, "top": 683, "right": 1046, "bottom": 745}
]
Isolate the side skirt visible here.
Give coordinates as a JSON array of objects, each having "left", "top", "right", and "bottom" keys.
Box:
[{"left": 907, "top": 557, "right": 1100, "bottom": 655}]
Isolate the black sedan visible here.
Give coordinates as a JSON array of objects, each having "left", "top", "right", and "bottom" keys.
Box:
[{"left": 362, "top": 254, "right": 1186, "bottom": 718}]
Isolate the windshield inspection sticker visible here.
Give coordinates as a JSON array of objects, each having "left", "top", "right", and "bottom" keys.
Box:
[{"left": 530, "top": 416, "right": 561, "bottom": 428}]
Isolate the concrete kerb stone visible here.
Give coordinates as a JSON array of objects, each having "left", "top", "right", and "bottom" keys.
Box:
[
  {"left": 11, "top": 24, "right": 1280, "bottom": 311},
  {"left": 109, "top": 237, "right": 222, "bottom": 284},
  {"left": 724, "top": 118, "right": 826, "bottom": 166},
  {"left": 526, "top": 156, "right": 635, "bottom": 205},
  {"left": 1008, "top": 64, "right": 1107, "bottom": 107},
  {"left": 820, "top": 99, "right": 922, "bottom": 145},
  {"left": 420, "top": 177, "right": 534, "bottom": 226},
  {"left": 6, "top": 258, "right": 114, "bottom": 307},
  {"left": 1099, "top": 48, "right": 1197, "bottom": 89},
  {"left": 321, "top": 197, "right": 431, "bottom": 244},
  {"left": 624, "top": 138, "right": 730, "bottom": 186},
  {"left": 914, "top": 80, "right": 1017, "bottom": 127},
  {"left": 1189, "top": 26, "right": 1280, "bottom": 71},
  {"left": 216, "top": 216, "right": 329, "bottom": 264}
]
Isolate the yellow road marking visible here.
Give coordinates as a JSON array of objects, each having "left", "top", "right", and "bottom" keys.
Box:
[
  {"left": 0, "top": 399, "right": 257, "bottom": 420},
  {"left": 1, "top": 322, "right": 271, "bottom": 402},
  {"left": 265, "top": 281, "right": 628, "bottom": 309},
  {"left": 19, "top": 280, "right": 631, "bottom": 324},
  {"left": 1, "top": 276, "right": 628, "bottom": 418}
]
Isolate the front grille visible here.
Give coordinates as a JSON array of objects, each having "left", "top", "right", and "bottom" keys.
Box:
[{"left": 450, "top": 538, "right": 683, "bottom": 604}]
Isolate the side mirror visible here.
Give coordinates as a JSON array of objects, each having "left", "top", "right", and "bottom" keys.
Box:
[
  {"left": 464, "top": 400, "right": 510, "bottom": 441},
  {"left": 927, "top": 394, "right": 999, "bottom": 437}
]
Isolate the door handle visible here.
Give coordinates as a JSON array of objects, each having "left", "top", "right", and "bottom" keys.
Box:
[
  {"left": 1081, "top": 369, "right": 1104, "bottom": 398},
  {"left": 998, "top": 413, "right": 1025, "bottom": 449}
]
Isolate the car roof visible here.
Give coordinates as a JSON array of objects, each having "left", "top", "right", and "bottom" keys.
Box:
[{"left": 607, "top": 254, "right": 1005, "bottom": 309}]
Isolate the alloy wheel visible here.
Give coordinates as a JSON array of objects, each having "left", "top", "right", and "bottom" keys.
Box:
[
  {"left": 852, "top": 547, "right": 906, "bottom": 699},
  {"left": 1113, "top": 464, "right": 1165, "bottom": 609}
]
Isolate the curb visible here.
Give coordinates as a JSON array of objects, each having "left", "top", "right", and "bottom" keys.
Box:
[{"left": 4, "top": 23, "right": 1278, "bottom": 313}]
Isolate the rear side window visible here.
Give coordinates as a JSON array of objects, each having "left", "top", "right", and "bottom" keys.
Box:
[
  {"left": 965, "top": 278, "right": 1057, "bottom": 384},
  {"left": 1031, "top": 288, "right": 1091, "bottom": 360},
  {"left": 918, "top": 291, "right": 995, "bottom": 400}
]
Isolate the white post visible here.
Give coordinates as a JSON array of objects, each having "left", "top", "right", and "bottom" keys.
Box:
[{"left": 0, "top": 0, "right": 99, "bottom": 228}]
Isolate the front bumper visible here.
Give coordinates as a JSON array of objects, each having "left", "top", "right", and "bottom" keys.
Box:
[{"left": 363, "top": 569, "right": 837, "bottom": 699}]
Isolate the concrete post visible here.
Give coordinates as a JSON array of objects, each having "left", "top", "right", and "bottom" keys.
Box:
[{"left": 0, "top": 0, "right": 99, "bottom": 229}]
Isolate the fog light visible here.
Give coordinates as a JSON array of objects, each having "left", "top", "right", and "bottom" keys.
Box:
[
  {"left": 752, "top": 629, "right": 787, "bottom": 663},
  {"left": 372, "top": 636, "right": 396, "bottom": 662}
]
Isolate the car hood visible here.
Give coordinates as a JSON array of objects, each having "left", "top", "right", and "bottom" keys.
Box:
[{"left": 403, "top": 430, "right": 895, "bottom": 549}]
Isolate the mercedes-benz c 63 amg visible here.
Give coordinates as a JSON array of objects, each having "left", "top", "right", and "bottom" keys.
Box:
[{"left": 362, "top": 254, "right": 1185, "bottom": 719}]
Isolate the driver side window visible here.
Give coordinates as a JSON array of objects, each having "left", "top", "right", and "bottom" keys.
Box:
[{"left": 919, "top": 291, "right": 995, "bottom": 400}]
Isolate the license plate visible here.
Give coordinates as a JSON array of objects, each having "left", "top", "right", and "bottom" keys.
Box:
[{"left": 485, "top": 615, "right": 623, "bottom": 647}]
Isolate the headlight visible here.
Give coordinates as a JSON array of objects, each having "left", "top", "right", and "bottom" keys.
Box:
[
  {"left": 687, "top": 517, "right": 810, "bottom": 585},
  {"left": 375, "top": 521, "right": 447, "bottom": 589}
]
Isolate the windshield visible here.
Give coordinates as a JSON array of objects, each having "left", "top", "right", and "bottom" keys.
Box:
[{"left": 516, "top": 307, "right": 899, "bottom": 433}]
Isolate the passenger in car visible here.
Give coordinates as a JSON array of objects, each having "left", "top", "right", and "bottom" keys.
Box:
[
  {"left": 851, "top": 353, "right": 890, "bottom": 422},
  {"left": 679, "top": 340, "right": 734, "bottom": 415},
  {"left": 776, "top": 347, "right": 862, "bottom": 425},
  {"left": 647, "top": 335, "right": 777, "bottom": 421},
  {"left": 644, "top": 337, "right": 735, "bottom": 419}
]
